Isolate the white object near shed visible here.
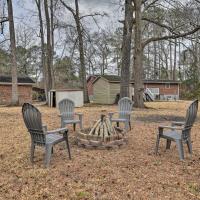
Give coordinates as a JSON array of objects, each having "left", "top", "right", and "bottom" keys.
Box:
[{"left": 49, "top": 89, "right": 83, "bottom": 107}]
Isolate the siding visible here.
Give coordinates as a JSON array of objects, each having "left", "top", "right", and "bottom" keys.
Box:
[
  {"left": 93, "top": 78, "right": 109, "bottom": 104},
  {"left": 109, "top": 82, "right": 120, "bottom": 104}
]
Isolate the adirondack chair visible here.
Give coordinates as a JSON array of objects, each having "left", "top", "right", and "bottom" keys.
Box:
[
  {"left": 58, "top": 98, "right": 83, "bottom": 130},
  {"left": 22, "top": 103, "right": 71, "bottom": 167},
  {"left": 155, "top": 100, "right": 198, "bottom": 160},
  {"left": 108, "top": 97, "right": 133, "bottom": 131}
]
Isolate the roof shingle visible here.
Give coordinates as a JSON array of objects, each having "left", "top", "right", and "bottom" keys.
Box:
[{"left": 0, "top": 75, "right": 35, "bottom": 84}]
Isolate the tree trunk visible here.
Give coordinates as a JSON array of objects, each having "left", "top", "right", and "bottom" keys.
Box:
[
  {"left": 169, "top": 40, "right": 173, "bottom": 79},
  {"left": 173, "top": 38, "right": 177, "bottom": 80},
  {"left": 74, "top": 0, "right": 89, "bottom": 103},
  {"left": 50, "top": 0, "right": 55, "bottom": 88},
  {"left": 7, "top": 0, "right": 18, "bottom": 105},
  {"left": 44, "top": 0, "right": 53, "bottom": 103},
  {"left": 120, "top": 0, "right": 133, "bottom": 98},
  {"left": 133, "top": 0, "right": 144, "bottom": 108},
  {"left": 35, "top": 0, "right": 47, "bottom": 100},
  {"left": 153, "top": 40, "right": 157, "bottom": 79}
]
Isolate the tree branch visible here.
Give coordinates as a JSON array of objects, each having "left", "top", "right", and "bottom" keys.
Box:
[
  {"left": 143, "top": 0, "right": 160, "bottom": 11},
  {"left": 143, "top": 25, "right": 200, "bottom": 47},
  {"left": 80, "top": 12, "right": 108, "bottom": 20},
  {"left": 60, "top": 0, "right": 76, "bottom": 18},
  {"left": 0, "top": 38, "right": 10, "bottom": 45},
  {"left": 194, "top": 0, "right": 200, "bottom": 3},
  {"left": 142, "top": 17, "right": 179, "bottom": 35},
  {"left": 0, "top": 17, "right": 9, "bottom": 23}
]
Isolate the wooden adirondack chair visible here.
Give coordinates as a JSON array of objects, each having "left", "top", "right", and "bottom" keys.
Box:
[
  {"left": 108, "top": 97, "right": 133, "bottom": 131},
  {"left": 22, "top": 103, "right": 71, "bottom": 167},
  {"left": 58, "top": 99, "right": 83, "bottom": 131},
  {"left": 155, "top": 100, "right": 198, "bottom": 160}
]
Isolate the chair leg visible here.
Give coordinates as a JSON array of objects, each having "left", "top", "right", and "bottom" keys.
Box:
[
  {"left": 166, "top": 139, "right": 171, "bottom": 150},
  {"left": 176, "top": 140, "right": 184, "bottom": 160},
  {"left": 155, "top": 134, "right": 160, "bottom": 155},
  {"left": 44, "top": 145, "right": 52, "bottom": 167},
  {"left": 125, "top": 122, "right": 129, "bottom": 131},
  {"left": 51, "top": 147, "right": 53, "bottom": 154},
  {"left": 186, "top": 138, "right": 192, "bottom": 154},
  {"left": 30, "top": 142, "right": 35, "bottom": 163},
  {"left": 116, "top": 122, "right": 119, "bottom": 127},
  {"left": 65, "top": 133, "right": 71, "bottom": 160},
  {"left": 73, "top": 123, "right": 76, "bottom": 131},
  {"left": 129, "top": 122, "right": 131, "bottom": 130},
  {"left": 80, "top": 121, "right": 83, "bottom": 130},
  {"left": 61, "top": 119, "right": 65, "bottom": 128}
]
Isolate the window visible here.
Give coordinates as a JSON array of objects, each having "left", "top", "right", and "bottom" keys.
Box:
[{"left": 165, "top": 83, "right": 171, "bottom": 89}]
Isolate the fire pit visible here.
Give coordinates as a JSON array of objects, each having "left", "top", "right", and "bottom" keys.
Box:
[{"left": 76, "top": 114, "right": 128, "bottom": 149}]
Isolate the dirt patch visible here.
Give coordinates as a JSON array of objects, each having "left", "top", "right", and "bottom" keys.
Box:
[{"left": 136, "top": 114, "right": 185, "bottom": 123}]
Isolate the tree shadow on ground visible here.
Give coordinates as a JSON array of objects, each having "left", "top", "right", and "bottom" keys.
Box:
[{"left": 135, "top": 114, "right": 190, "bottom": 123}]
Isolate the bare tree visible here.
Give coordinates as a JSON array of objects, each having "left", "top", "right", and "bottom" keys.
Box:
[
  {"left": 7, "top": 0, "right": 18, "bottom": 105},
  {"left": 120, "top": 0, "right": 134, "bottom": 98},
  {"left": 60, "top": 0, "right": 90, "bottom": 103},
  {"left": 132, "top": 0, "right": 200, "bottom": 108},
  {"left": 35, "top": 0, "right": 47, "bottom": 98},
  {"left": 44, "top": 0, "right": 53, "bottom": 102}
]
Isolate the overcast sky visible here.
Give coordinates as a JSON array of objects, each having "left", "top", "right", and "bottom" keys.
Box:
[
  {"left": 0, "top": 0, "right": 122, "bottom": 55},
  {"left": 12, "top": 0, "right": 123, "bottom": 31}
]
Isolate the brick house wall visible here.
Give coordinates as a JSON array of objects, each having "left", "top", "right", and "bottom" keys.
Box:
[
  {"left": 0, "top": 84, "right": 33, "bottom": 105},
  {"left": 144, "top": 83, "right": 179, "bottom": 95}
]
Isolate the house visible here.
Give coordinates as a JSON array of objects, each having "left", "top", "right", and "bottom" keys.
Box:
[
  {"left": 0, "top": 75, "right": 35, "bottom": 105},
  {"left": 87, "top": 75, "right": 180, "bottom": 104}
]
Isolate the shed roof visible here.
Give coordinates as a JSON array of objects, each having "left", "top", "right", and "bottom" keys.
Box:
[
  {"left": 0, "top": 75, "right": 35, "bottom": 84},
  {"left": 93, "top": 75, "right": 180, "bottom": 84}
]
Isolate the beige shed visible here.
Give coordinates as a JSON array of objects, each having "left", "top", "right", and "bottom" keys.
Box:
[{"left": 92, "top": 75, "right": 132, "bottom": 104}]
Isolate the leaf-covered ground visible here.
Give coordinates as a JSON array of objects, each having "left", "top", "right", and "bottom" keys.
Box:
[{"left": 1, "top": 101, "right": 200, "bottom": 200}]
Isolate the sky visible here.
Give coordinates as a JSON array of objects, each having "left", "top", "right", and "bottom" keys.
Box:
[
  {"left": 12, "top": 0, "right": 123, "bottom": 30},
  {"left": 0, "top": 0, "right": 122, "bottom": 55}
]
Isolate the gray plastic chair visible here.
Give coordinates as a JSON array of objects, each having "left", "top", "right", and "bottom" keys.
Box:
[
  {"left": 22, "top": 103, "right": 71, "bottom": 167},
  {"left": 155, "top": 100, "right": 198, "bottom": 160},
  {"left": 108, "top": 97, "right": 133, "bottom": 131},
  {"left": 58, "top": 98, "right": 83, "bottom": 130}
]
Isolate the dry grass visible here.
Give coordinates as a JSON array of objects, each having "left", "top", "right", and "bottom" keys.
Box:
[{"left": 1, "top": 101, "right": 200, "bottom": 200}]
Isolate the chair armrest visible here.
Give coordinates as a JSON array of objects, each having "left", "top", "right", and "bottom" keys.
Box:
[
  {"left": 47, "top": 128, "right": 68, "bottom": 134},
  {"left": 42, "top": 125, "right": 47, "bottom": 132},
  {"left": 75, "top": 112, "right": 83, "bottom": 116},
  {"left": 108, "top": 112, "right": 118, "bottom": 116},
  {"left": 171, "top": 121, "right": 185, "bottom": 126},
  {"left": 159, "top": 125, "right": 183, "bottom": 130}
]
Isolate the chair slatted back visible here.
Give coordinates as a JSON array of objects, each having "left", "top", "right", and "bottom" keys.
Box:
[
  {"left": 58, "top": 99, "right": 75, "bottom": 120},
  {"left": 184, "top": 100, "right": 198, "bottom": 128},
  {"left": 22, "top": 103, "right": 45, "bottom": 145},
  {"left": 118, "top": 97, "right": 133, "bottom": 119},
  {"left": 182, "top": 100, "right": 198, "bottom": 140}
]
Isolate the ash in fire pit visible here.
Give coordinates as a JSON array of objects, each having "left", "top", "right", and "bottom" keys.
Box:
[{"left": 76, "top": 114, "right": 128, "bottom": 149}]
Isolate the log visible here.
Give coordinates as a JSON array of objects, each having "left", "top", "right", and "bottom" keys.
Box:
[
  {"left": 94, "top": 123, "right": 101, "bottom": 136},
  {"left": 99, "top": 123, "right": 104, "bottom": 138},
  {"left": 89, "top": 119, "right": 100, "bottom": 135},
  {"left": 103, "top": 123, "right": 109, "bottom": 139}
]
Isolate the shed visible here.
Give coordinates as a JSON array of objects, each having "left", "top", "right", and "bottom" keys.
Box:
[
  {"left": 90, "top": 75, "right": 180, "bottom": 104},
  {"left": 49, "top": 89, "right": 83, "bottom": 108},
  {"left": 0, "top": 75, "right": 35, "bottom": 105}
]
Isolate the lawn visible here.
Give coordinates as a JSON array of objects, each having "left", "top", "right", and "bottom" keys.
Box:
[{"left": 1, "top": 101, "right": 200, "bottom": 200}]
